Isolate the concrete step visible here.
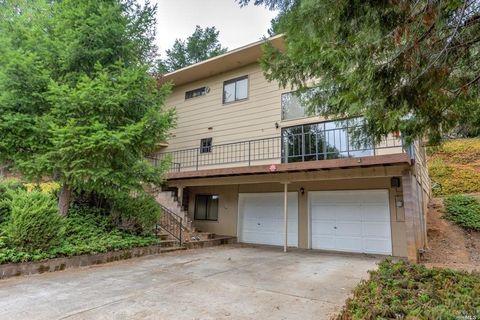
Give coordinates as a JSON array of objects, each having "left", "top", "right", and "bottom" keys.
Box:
[
  {"left": 156, "top": 233, "right": 171, "bottom": 241},
  {"left": 158, "top": 239, "right": 181, "bottom": 248},
  {"left": 184, "top": 236, "right": 237, "bottom": 249},
  {"left": 160, "top": 246, "right": 187, "bottom": 253},
  {"left": 190, "top": 232, "right": 215, "bottom": 241}
]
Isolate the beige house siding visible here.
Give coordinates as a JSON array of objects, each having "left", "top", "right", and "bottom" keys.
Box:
[
  {"left": 187, "top": 177, "right": 408, "bottom": 258},
  {"left": 158, "top": 61, "right": 406, "bottom": 172},
  {"left": 161, "top": 63, "right": 288, "bottom": 152}
]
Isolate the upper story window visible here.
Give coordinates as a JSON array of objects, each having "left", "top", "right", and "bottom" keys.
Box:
[
  {"left": 185, "top": 87, "right": 208, "bottom": 100},
  {"left": 223, "top": 76, "right": 248, "bottom": 104},
  {"left": 281, "top": 92, "right": 307, "bottom": 120},
  {"left": 282, "top": 88, "right": 331, "bottom": 121},
  {"left": 200, "top": 138, "right": 212, "bottom": 153}
]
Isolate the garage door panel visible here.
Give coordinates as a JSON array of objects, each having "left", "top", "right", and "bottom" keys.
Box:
[
  {"left": 362, "top": 205, "right": 390, "bottom": 222},
  {"left": 310, "top": 190, "right": 392, "bottom": 255},
  {"left": 363, "top": 239, "right": 392, "bottom": 254},
  {"left": 335, "top": 207, "right": 361, "bottom": 221},
  {"left": 362, "top": 222, "right": 391, "bottom": 238},
  {"left": 313, "top": 205, "right": 360, "bottom": 221},
  {"left": 311, "top": 220, "right": 335, "bottom": 236},
  {"left": 312, "top": 236, "right": 336, "bottom": 250},
  {"left": 239, "top": 193, "right": 298, "bottom": 247},
  {"left": 242, "top": 218, "right": 261, "bottom": 229},
  {"left": 336, "top": 222, "right": 362, "bottom": 237},
  {"left": 361, "top": 191, "right": 388, "bottom": 204},
  {"left": 335, "top": 236, "right": 363, "bottom": 252},
  {"left": 311, "top": 192, "right": 365, "bottom": 204}
]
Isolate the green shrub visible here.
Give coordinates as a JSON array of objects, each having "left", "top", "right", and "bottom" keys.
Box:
[
  {"left": 110, "top": 192, "right": 161, "bottom": 235},
  {"left": 0, "top": 179, "right": 26, "bottom": 224},
  {"left": 45, "top": 204, "right": 158, "bottom": 257},
  {"left": 444, "top": 194, "right": 480, "bottom": 231},
  {"left": 0, "top": 204, "right": 159, "bottom": 264},
  {"left": 5, "top": 190, "right": 64, "bottom": 252},
  {"left": 337, "top": 259, "right": 480, "bottom": 319}
]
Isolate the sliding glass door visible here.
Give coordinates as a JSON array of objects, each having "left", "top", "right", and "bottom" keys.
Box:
[{"left": 281, "top": 118, "right": 374, "bottom": 163}]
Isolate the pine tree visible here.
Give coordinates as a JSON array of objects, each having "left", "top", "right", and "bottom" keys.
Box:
[
  {"left": 159, "top": 25, "right": 228, "bottom": 72},
  {"left": 0, "top": 0, "right": 175, "bottom": 215},
  {"left": 238, "top": 0, "right": 480, "bottom": 143}
]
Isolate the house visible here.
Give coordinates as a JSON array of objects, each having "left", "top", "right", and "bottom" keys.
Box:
[{"left": 153, "top": 35, "right": 431, "bottom": 262}]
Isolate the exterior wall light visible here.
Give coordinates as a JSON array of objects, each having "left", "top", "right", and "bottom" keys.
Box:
[{"left": 300, "top": 187, "right": 305, "bottom": 195}]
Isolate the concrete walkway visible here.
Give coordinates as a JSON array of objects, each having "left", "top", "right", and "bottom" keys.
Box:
[{"left": 0, "top": 244, "right": 380, "bottom": 320}]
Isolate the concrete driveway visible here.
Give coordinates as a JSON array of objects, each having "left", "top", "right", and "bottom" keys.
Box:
[{"left": 0, "top": 244, "right": 380, "bottom": 320}]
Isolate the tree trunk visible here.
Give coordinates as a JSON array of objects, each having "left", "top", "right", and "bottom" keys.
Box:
[{"left": 58, "top": 183, "right": 71, "bottom": 216}]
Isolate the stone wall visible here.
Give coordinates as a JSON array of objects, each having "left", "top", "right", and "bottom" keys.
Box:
[{"left": 0, "top": 245, "right": 183, "bottom": 280}]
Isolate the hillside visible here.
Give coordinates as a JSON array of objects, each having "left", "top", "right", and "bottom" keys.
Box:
[
  {"left": 424, "top": 138, "right": 480, "bottom": 271},
  {"left": 428, "top": 138, "right": 480, "bottom": 196},
  {"left": 423, "top": 198, "right": 480, "bottom": 271}
]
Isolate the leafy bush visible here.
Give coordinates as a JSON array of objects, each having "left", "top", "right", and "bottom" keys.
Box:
[
  {"left": 0, "top": 179, "right": 25, "bottom": 192},
  {"left": 0, "top": 204, "right": 159, "bottom": 264},
  {"left": 110, "top": 192, "right": 161, "bottom": 235},
  {"left": 0, "top": 179, "right": 26, "bottom": 224},
  {"left": 444, "top": 194, "right": 480, "bottom": 231},
  {"left": 5, "top": 190, "right": 64, "bottom": 252},
  {"left": 337, "top": 259, "right": 480, "bottom": 319}
]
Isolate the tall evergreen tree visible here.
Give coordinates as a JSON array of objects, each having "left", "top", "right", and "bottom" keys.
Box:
[
  {"left": 0, "top": 0, "right": 175, "bottom": 215},
  {"left": 238, "top": 0, "right": 480, "bottom": 143},
  {"left": 159, "top": 25, "right": 228, "bottom": 73}
]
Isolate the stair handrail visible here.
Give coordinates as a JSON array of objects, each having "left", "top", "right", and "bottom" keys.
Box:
[{"left": 157, "top": 204, "right": 187, "bottom": 246}]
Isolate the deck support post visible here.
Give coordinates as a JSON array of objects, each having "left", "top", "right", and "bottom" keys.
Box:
[
  {"left": 282, "top": 182, "right": 289, "bottom": 253},
  {"left": 177, "top": 186, "right": 184, "bottom": 207}
]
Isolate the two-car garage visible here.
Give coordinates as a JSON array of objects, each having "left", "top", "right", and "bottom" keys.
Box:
[{"left": 237, "top": 190, "right": 392, "bottom": 255}]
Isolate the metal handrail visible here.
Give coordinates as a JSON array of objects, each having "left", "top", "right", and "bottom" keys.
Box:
[
  {"left": 150, "top": 126, "right": 405, "bottom": 172},
  {"left": 157, "top": 204, "right": 187, "bottom": 246}
]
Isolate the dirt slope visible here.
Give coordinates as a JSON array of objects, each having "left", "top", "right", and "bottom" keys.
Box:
[{"left": 422, "top": 198, "right": 480, "bottom": 272}]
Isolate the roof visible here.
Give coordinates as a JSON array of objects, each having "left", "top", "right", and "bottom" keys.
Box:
[{"left": 158, "top": 34, "right": 285, "bottom": 87}]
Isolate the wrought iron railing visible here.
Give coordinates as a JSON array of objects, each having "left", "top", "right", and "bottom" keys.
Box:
[
  {"left": 151, "top": 126, "right": 406, "bottom": 172},
  {"left": 156, "top": 204, "right": 186, "bottom": 245},
  {"left": 151, "top": 136, "right": 281, "bottom": 172}
]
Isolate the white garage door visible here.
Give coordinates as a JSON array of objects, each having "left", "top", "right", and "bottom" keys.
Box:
[
  {"left": 238, "top": 193, "right": 298, "bottom": 247},
  {"left": 310, "top": 190, "right": 392, "bottom": 255}
]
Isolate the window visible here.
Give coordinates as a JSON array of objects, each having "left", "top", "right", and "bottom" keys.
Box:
[
  {"left": 185, "top": 87, "right": 208, "bottom": 100},
  {"left": 200, "top": 138, "right": 212, "bottom": 153},
  {"left": 281, "top": 92, "right": 306, "bottom": 121},
  {"left": 281, "top": 88, "right": 331, "bottom": 120},
  {"left": 223, "top": 76, "right": 248, "bottom": 103},
  {"left": 194, "top": 195, "right": 219, "bottom": 221}
]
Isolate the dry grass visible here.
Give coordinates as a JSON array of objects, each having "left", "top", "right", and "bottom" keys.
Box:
[{"left": 428, "top": 138, "right": 480, "bottom": 196}]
